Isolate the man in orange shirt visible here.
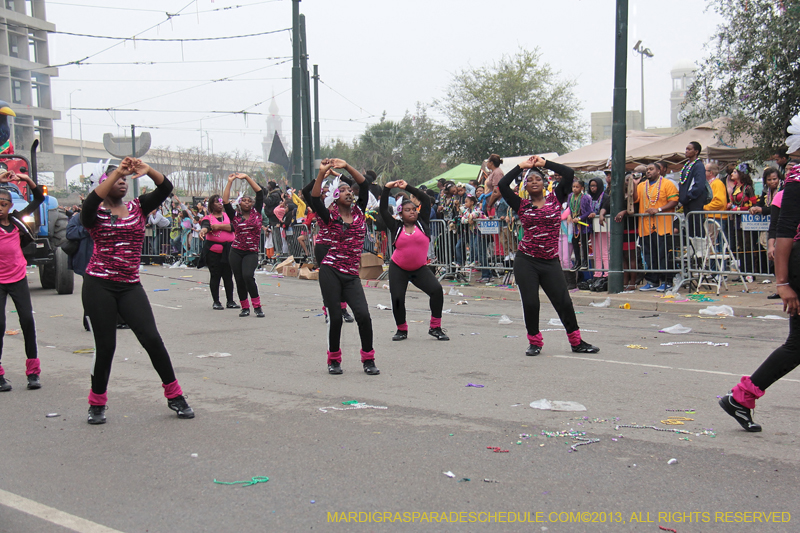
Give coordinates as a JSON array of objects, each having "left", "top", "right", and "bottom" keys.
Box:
[{"left": 633, "top": 163, "right": 679, "bottom": 291}]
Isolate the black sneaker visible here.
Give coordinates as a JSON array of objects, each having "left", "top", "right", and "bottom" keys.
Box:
[
  {"left": 328, "top": 361, "right": 343, "bottom": 375},
  {"left": 571, "top": 340, "right": 600, "bottom": 353},
  {"left": 226, "top": 301, "right": 241, "bottom": 309},
  {"left": 428, "top": 327, "right": 450, "bottom": 341},
  {"left": 27, "top": 374, "right": 41, "bottom": 390},
  {"left": 525, "top": 345, "right": 542, "bottom": 356},
  {"left": 392, "top": 330, "right": 408, "bottom": 341},
  {"left": 342, "top": 309, "right": 355, "bottom": 323},
  {"left": 167, "top": 395, "right": 195, "bottom": 419},
  {"left": 212, "top": 301, "right": 224, "bottom": 310},
  {"left": 239, "top": 309, "right": 250, "bottom": 317},
  {"left": 0, "top": 376, "right": 11, "bottom": 392},
  {"left": 719, "top": 393, "right": 762, "bottom": 432},
  {"left": 87, "top": 405, "right": 107, "bottom": 425},
  {"left": 254, "top": 307, "right": 265, "bottom": 318},
  {"left": 363, "top": 359, "right": 380, "bottom": 375}
]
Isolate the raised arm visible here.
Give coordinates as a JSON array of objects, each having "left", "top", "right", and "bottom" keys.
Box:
[
  {"left": 310, "top": 160, "right": 334, "bottom": 224},
  {"left": 542, "top": 159, "right": 574, "bottom": 204},
  {"left": 7, "top": 173, "right": 44, "bottom": 217},
  {"left": 497, "top": 166, "right": 524, "bottom": 213},
  {"left": 380, "top": 183, "right": 399, "bottom": 233},
  {"left": 404, "top": 183, "right": 431, "bottom": 225}
]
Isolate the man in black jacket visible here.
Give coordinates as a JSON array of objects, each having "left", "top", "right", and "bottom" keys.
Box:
[
  {"left": 263, "top": 181, "right": 283, "bottom": 225},
  {"left": 679, "top": 141, "right": 707, "bottom": 237}
]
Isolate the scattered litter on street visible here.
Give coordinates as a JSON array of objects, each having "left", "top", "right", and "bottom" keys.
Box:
[
  {"left": 626, "top": 344, "right": 648, "bottom": 349},
  {"left": 667, "top": 458, "right": 678, "bottom": 465},
  {"left": 196, "top": 352, "right": 232, "bottom": 358},
  {"left": 213, "top": 476, "right": 269, "bottom": 487},
  {"left": 661, "top": 341, "right": 728, "bottom": 347},
  {"left": 153, "top": 289, "right": 169, "bottom": 292},
  {"left": 443, "top": 471, "right": 455, "bottom": 478},
  {"left": 466, "top": 383, "right": 485, "bottom": 388},
  {"left": 456, "top": 300, "right": 468, "bottom": 305},
  {"left": 5, "top": 330, "right": 20, "bottom": 335},
  {"left": 487, "top": 446, "right": 509, "bottom": 453},
  {"left": 530, "top": 399, "right": 587, "bottom": 411},
  {"left": 498, "top": 315, "right": 513, "bottom": 324},
  {"left": 73, "top": 348, "right": 94, "bottom": 354},
  {"left": 548, "top": 318, "right": 563, "bottom": 326},
  {"left": 589, "top": 297, "right": 610, "bottom": 308},
  {"left": 46, "top": 413, "right": 59, "bottom": 418},
  {"left": 659, "top": 324, "right": 692, "bottom": 334},
  {"left": 699, "top": 305, "right": 734, "bottom": 316},
  {"left": 755, "top": 315, "right": 787, "bottom": 320},
  {"left": 483, "top": 479, "right": 499, "bottom": 483},
  {"left": 375, "top": 304, "right": 391, "bottom": 310},
  {"left": 318, "top": 402, "right": 388, "bottom": 413}
]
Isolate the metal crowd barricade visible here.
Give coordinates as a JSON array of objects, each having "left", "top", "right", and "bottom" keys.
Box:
[
  {"left": 141, "top": 227, "right": 177, "bottom": 264},
  {"left": 616, "top": 212, "right": 687, "bottom": 289},
  {"left": 444, "top": 218, "right": 517, "bottom": 282},
  {"left": 684, "top": 210, "right": 771, "bottom": 294}
]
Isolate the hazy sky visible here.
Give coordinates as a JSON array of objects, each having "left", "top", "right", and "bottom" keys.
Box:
[{"left": 46, "top": 0, "right": 722, "bottom": 162}]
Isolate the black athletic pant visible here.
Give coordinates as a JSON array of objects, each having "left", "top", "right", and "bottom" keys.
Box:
[
  {"left": 229, "top": 249, "right": 259, "bottom": 302},
  {"left": 514, "top": 252, "right": 580, "bottom": 336},
  {"left": 318, "top": 265, "right": 372, "bottom": 353},
  {"left": 0, "top": 278, "right": 37, "bottom": 362},
  {"left": 315, "top": 243, "right": 347, "bottom": 310},
  {"left": 750, "top": 245, "right": 800, "bottom": 391},
  {"left": 206, "top": 250, "right": 234, "bottom": 303},
  {"left": 388, "top": 261, "right": 443, "bottom": 326},
  {"left": 572, "top": 232, "right": 589, "bottom": 268},
  {"left": 82, "top": 275, "right": 176, "bottom": 395}
]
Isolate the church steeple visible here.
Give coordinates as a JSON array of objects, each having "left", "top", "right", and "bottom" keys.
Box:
[{"left": 262, "top": 91, "right": 287, "bottom": 165}]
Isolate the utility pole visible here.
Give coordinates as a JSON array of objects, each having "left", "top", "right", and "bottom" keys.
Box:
[
  {"left": 608, "top": 0, "right": 628, "bottom": 294},
  {"left": 633, "top": 41, "right": 654, "bottom": 129},
  {"left": 313, "top": 64, "right": 321, "bottom": 170},
  {"left": 131, "top": 124, "right": 139, "bottom": 197},
  {"left": 299, "top": 14, "right": 313, "bottom": 185},
  {"left": 290, "top": 0, "right": 303, "bottom": 190}
]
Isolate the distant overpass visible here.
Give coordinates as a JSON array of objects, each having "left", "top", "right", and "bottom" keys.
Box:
[{"left": 40, "top": 137, "right": 263, "bottom": 191}]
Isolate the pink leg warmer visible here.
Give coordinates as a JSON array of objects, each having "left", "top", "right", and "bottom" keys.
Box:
[
  {"left": 430, "top": 316, "right": 441, "bottom": 329},
  {"left": 240, "top": 299, "right": 250, "bottom": 309},
  {"left": 527, "top": 333, "right": 544, "bottom": 347},
  {"left": 397, "top": 322, "right": 409, "bottom": 332},
  {"left": 0, "top": 364, "right": 5, "bottom": 376},
  {"left": 327, "top": 350, "right": 342, "bottom": 364},
  {"left": 25, "top": 358, "right": 41, "bottom": 376},
  {"left": 340, "top": 302, "right": 347, "bottom": 309},
  {"left": 360, "top": 349, "right": 375, "bottom": 363},
  {"left": 251, "top": 296, "right": 261, "bottom": 308},
  {"left": 162, "top": 380, "right": 183, "bottom": 399},
  {"left": 88, "top": 390, "right": 108, "bottom": 406},
  {"left": 567, "top": 330, "right": 582, "bottom": 347},
  {"left": 322, "top": 305, "right": 327, "bottom": 317},
  {"left": 731, "top": 376, "right": 765, "bottom": 410}
]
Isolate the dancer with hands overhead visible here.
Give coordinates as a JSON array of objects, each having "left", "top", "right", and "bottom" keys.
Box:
[
  {"left": 80, "top": 157, "right": 194, "bottom": 424},
  {"left": 497, "top": 156, "right": 600, "bottom": 357},
  {"left": 0, "top": 169, "right": 44, "bottom": 392},
  {"left": 222, "top": 173, "right": 265, "bottom": 318},
  {"left": 380, "top": 179, "right": 448, "bottom": 342},
  {"left": 310, "top": 158, "right": 379, "bottom": 376}
]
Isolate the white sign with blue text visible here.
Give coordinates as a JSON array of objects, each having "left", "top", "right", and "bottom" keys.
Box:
[
  {"left": 740, "top": 214, "right": 770, "bottom": 231},
  {"left": 477, "top": 220, "right": 500, "bottom": 235}
]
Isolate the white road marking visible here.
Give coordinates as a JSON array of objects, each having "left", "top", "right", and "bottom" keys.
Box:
[
  {"left": 552, "top": 355, "right": 800, "bottom": 384},
  {"left": 0, "top": 488, "right": 124, "bottom": 532},
  {"left": 151, "top": 303, "right": 182, "bottom": 310}
]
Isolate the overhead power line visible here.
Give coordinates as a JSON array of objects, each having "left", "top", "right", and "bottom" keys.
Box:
[{"left": 53, "top": 27, "right": 290, "bottom": 43}]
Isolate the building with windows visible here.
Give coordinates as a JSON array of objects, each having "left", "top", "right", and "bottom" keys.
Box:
[
  {"left": 0, "top": 0, "right": 59, "bottom": 155},
  {"left": 670, "top": 60, "right": 697, "bottom": 128}
]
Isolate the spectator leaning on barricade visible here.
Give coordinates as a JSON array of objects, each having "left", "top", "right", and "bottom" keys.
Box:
[
  {"left": 567, "top": 179, "right": 591, "bottom": 272},
  {"left": 679, "top": 141, "right": 707, "bottom": 238},
  {"left": 728, "top": 163, "right": 759, "bottom": 273},
  {"left": 587, "top": 176, "right": 608, "bottom": 291},
  {"left": 634, "top": 163, "right": 679, "bottom": 292}
]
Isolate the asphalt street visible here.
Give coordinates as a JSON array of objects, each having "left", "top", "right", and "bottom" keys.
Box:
[{"left": 1, "top": 266, "right": 798, "bottom": 532}]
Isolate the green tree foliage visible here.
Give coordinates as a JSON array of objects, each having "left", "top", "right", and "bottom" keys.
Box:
[
  {"left": 320, "top": 105, "right": 447, "bottom": 186},
  {"left": 436, "top": 48, "right": 585, "bottom": 164},
  {"left": 685, "top": 0, "right": 800, "bottom": 158}
]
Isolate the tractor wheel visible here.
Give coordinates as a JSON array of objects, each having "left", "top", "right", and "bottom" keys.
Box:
[
  {"left": 39, "top": 262, "right": 55, "bottom": 289},
  {"left": 55, "top": 248, "right": 74, "bottom": 294}
]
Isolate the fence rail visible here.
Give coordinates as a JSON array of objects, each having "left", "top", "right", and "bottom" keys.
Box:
[{"left": 138, "top": 210, "right": 774, "bottom": 293}]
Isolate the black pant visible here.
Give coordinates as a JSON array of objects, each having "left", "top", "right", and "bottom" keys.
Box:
[
  {"left": 514, "top": 252, "right": 580, "bottom": 335},
  {"left": 0, "top": 278, "right": 37, "bottom": 363},
  {"left": 389, "top": 261, "right": 443, "bottom": 326},
  {"left": 572, "top": 232, "right": 589, "bottom": 268},
  {"left": 750, "top": 244, "right": 800, "bottom": 391},
  {"left": 684, "top": 198, "right": 706, "bottom": 237},
  {"left": 318, "top": 265, "right": 372, "bottom": 354},
  {"left": 206, "top": 250, "right": 234, "bottom": 303},
  {"left": 82, "top": 275, "right": 176, "bottom": 395},
  {"left": 229, "top": 249, "right": 259, "bottom": 302}
]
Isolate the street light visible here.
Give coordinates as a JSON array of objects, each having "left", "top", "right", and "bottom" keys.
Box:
[
  {"left": 632, "top": 40, "right": 654, "bottom": 129},
  {"left": 69, "top": 89, "right": 81, "bottom": 139}
]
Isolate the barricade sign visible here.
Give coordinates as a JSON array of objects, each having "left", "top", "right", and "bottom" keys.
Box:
[
  {"left": 477, "top": 220, "right": 500, "bottom": 235},
  {"left": 740, "top": 214, "right": 770, "bottom": 231}
]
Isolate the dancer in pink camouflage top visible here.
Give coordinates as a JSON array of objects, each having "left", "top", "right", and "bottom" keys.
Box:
[
  {"left": 80, "top": 157, "right": 194, "bottom": 424},
  {"left": 309, "top": 158, "right": 378, "bottom": 376}
]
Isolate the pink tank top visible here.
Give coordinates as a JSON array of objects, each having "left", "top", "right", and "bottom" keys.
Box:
[
  {"left": 0, "top": 225, "right": 27, "bottom": 284},
  {"left": 391, "top": 227, "right": 430, "bottom": 271}
]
